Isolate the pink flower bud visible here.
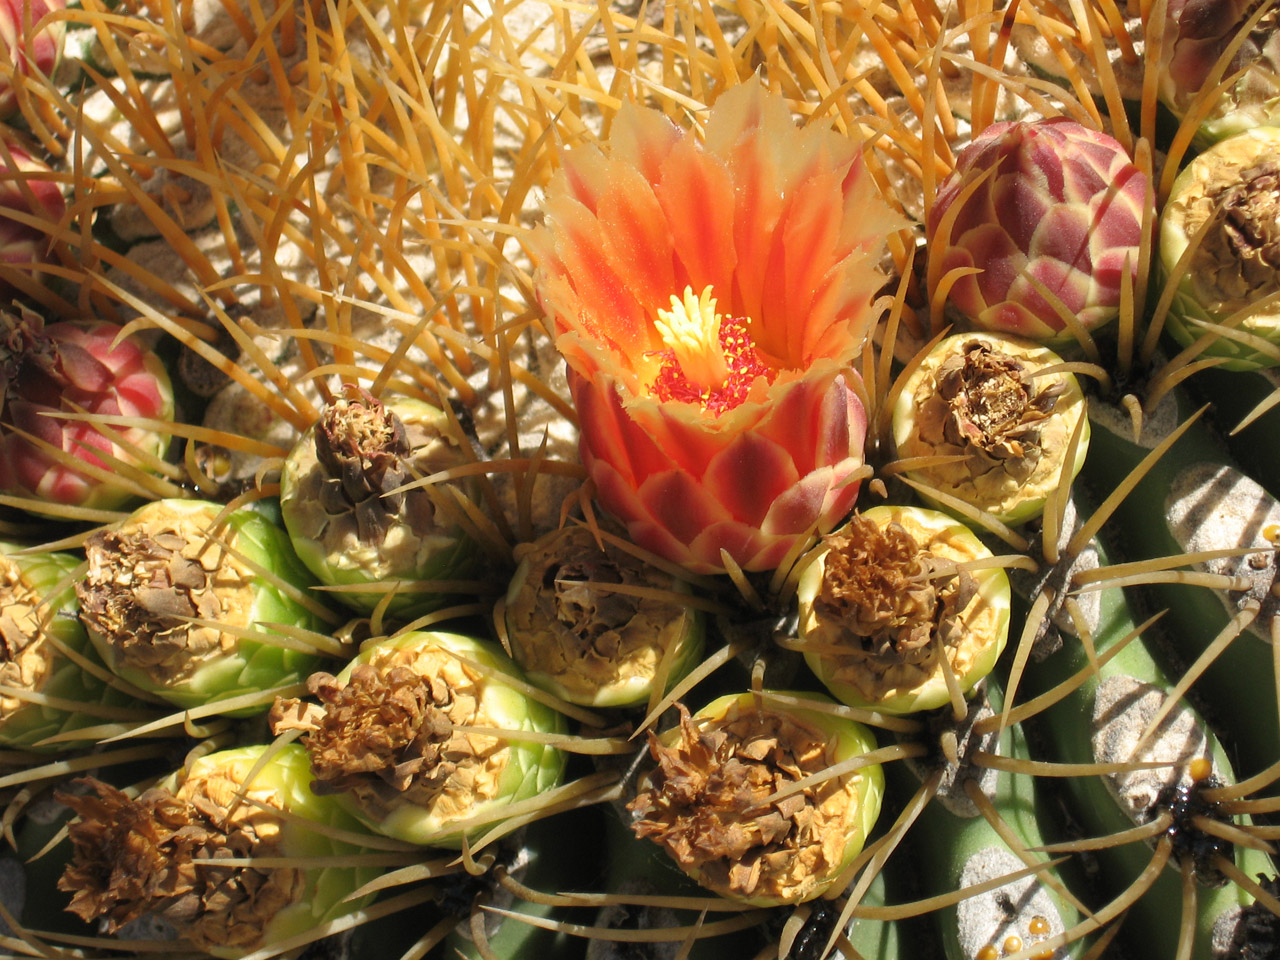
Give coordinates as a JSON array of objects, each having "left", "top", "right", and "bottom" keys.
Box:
[{"left": 928, "top": 118, "right": 1148, "bottom": 342}]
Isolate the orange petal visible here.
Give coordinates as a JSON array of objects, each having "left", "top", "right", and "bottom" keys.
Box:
[
  {"left": 597, "top": 160, "right": 678, "bottom": 318},
  {"left": 755, "top": 372, "right": 859, "bottom": 473},
  {"left": 609, "top": 102, "right": 682, "bottom": 186},
  {"left": 772, "top": 163, "right": 851, "bottom": 364},
  {"left": 572, "top": 373, "right": 670, "bottom": 489},
  {"left": 759, "top": 464, "right": 861, "bottom": 537},
  {"left": 542, "top": 193, "right": 650, "bottom": 357},
  {"left": 654, "top": 135, "right": 738, "bottom": 301}
]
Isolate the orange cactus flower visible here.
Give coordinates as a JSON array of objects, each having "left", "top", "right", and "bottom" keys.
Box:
[{"left": 532, "top": 80, "right": 899, "bottom": 575}]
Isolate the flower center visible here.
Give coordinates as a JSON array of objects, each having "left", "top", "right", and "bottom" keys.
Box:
[{"left": 650, "top": 285, "right": 774, "bottom": 416}]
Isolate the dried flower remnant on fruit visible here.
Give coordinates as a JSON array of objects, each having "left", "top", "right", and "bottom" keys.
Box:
[
  {"left": 927, "top": 342, "right": 1062, "bottom": 481},
  {"left": 271, "top": 646, "right": 504, "bottom": 827},
  {"left": 895, "top": 334, "right": 1087, "bottom": 523},
  {"left": 314, "top": 389, "right": 415, "bottom": 538},
  {"left": 279, "top": 389, "right": 475, "bottom": 613},
  {"left": 504, "top": 526, "right": 700, "bottom": 706},
  {"left": 813, "top": 516, "right": 977, "bottom": 688},
  {"left": 630, "top": 704, "right": 859, "bottom": 904},
  {"left": 798, "top": 507, "right": 1010, "bottom": 714},
  {"left": 1186, "top": 160, "right": 1280, "bottom": 312},
  {"left": 58, "top": 777, "right": 302, "bottom": 952},
  {"left": 1161, "top": 128, "right": 1280, "bottom": 368},
  {"left": 0, "top": 553, "right": 50, "bottom": 717},
  {"left": 1159, "top": 0, "right": 1280, "bottom": 141},
  {"left": 77, "top": 502, "right": 254, "bottom": 683}
]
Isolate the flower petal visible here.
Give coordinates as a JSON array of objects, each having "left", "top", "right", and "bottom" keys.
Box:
[
  {"left": 654, "top": 135, "right": 738, "bottom": 299},
  {"left": 702, "top": 431, "right": 801, "bottom": 526}
]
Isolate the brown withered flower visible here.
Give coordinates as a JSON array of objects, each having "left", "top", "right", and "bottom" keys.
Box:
[
  {"left": 59, "top": 777, "right": 302, "bottom": 952},
  {"left": 279, "top": 388, "right": 477, "bottom": 616},
  {"left": 73, "top": 498, "right": 326, "bottom": 715},
  {"left": 813, "top": 514, "right": 977, "bottom": 663},
  {"left": 0, "top": 555, "right": 53, "bottom": 719},
  {"left": 797, "top": 505, "right": 1011, "bottom": 715},
  {"left": 76, "top": 500, "right": 256, "bottom": 684},
  {"left": 629, "top": 694, "right": 883, "bottom": 906},
  {"left": 1162, "top": 127, "right": 1280, "bottom": 370},
  {"left": 893, "top": 332, "right": 1089, "bottom": 525},
  {"left": 502, "top": 525, "right": 703, "bottom": 707},
  {"left": 270, "top": 630, "right": 567, "bottom": 848},
  {"left": 312, "top": 387, "right": 420, "bottom": 544},
  {"left": 271, "top": 660, "right": 474, "bottom": 821}
]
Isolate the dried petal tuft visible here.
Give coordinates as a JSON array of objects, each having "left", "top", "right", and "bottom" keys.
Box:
[
  {"left": 503, "top": 526, "right": 701, "bottom": 707},
  {"left": 77, "top": 510, "right": 249, "bottom": 683},
  {"left": 0, "top": 553, "right": 49, "bottom": 718},
  {"left": 630, "top": 702, "right": 860, "bottom": 904},
  {"left": 58, "top": 777, "right": 302, "bottom": 952},
  {"left": 815, "top": 515, "right": 977, "bottom": 661},
  {"left": 272, "top": 642, "right": 505, "bottom": 828},
  {"left": 893, "top": 333, "right": 1088, "bottom": 525},
  {"left": 798, "top": 506, "right": 1011, "bottom": 714}
]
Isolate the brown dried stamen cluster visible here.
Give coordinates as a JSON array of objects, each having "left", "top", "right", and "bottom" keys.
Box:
[
  {"left": 0, "top": 307, "right": 55, "bottom": 404},
  {"left": 58, "top": 778, "right": 301, "bottom": 952},
  {"left": 1215, "top": 166, "right": 1280, "bottom": 290},
  {"left": 314, "top": 388, "right": 423, "bottom": 543},
  {"left": 270, "top": 651, "right": 501, "bottom": 823},
  {"left": 0, "top": 557, "right": 52, "bottom": 717},
  {"left": 77, "top": 518, "right": 247, "bottom": 682},
  {"left": 630, "top": 704, "right": 852, "bottom": 902},
  {"left": 506, "top": 527, "right": 688, "bottom": 697},
  {"left": 921, "top": 340, "right": 1063, "bottom": 484},
  {"left": 1187, "top": 159, "right": 1280, "bottom": 310},
  {"left": 814, "top": 514, "right": 977, "bottom": 665}
]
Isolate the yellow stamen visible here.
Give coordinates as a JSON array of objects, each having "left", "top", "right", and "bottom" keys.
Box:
[{"left": 653, "top": 286, "right": 730, "bottom": 391}]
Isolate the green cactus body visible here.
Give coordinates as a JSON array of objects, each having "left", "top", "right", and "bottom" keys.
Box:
[
  {"left": 1083, "top": 390, "right": 1280, "bottom": 780},
  {"left": 1021, "top": 501, "right": 1270, "bottom": 959},
  {"left": 901, "top": 678, "right": 1086, "bottom": 960}
]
